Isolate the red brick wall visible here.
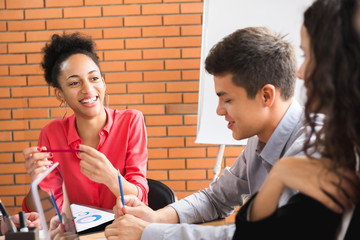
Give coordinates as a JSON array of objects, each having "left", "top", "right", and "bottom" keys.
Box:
[{"left": 0, "top": 0, "right": 244, "bottom": 222}]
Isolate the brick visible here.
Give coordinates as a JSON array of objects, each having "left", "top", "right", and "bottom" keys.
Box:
[
  {"left": 103, "top": 5, "right": 140, "bottom": 16},
  {"left": 0, "top": 131, "right": 11, "bottom": 141},
  {"left": 67, "top": 29, "right": 103, "bottom": 40},
  {"left": 186, "top": 137, "right": 209, "bottom": 147},
  {"left": 187, "top": 158, "right": 218, "bottom": 169},
  {"left": 8, "top": 42, "right": 43, "bottom": 53},
  {"left": 145, "top": 115, "right": 182, "bottom": 126},
  {"left": 6, "top": 0, "right": 43, "bottom": 9},
  {"left": 124, "top": 0, "right": 161, "bottom": 3},
  {"left": 148, "top": 148, "right": 168, "bottom": 159},
  {"left": 176, "top": 192, "right": 193, "bottom": 200},
  {"left": 29, "top": 119, "right": 52, "bottom": 129},
  {"left": 165, "top": 36, "right": 201, "bottom": 47},
  {"left": 0, "top": 10, "right": 24, "bottom": 20},
  {"left": 0, "top": 0, "right": 4, "bottom": 8},
  {"left": 181, "top": 3, "right": 203, "bottom": 14},
  {"left": 0, "top": 54, "right": 25, "bottom": 64},
  {"left": 165, "top": 59, "right": 200, "bottom": 70},
  {"left": 27, "top": 53, "right": 43, "bottom": 64},
  {"left": 95, "top": 39, "right": 124, "bottom": 50},
  {"left": 12, "top": 86, "right": 48, "bottom": 97},
  {"left": 187, "top": 180, "right": 211, "bottom": 191},
  {"left": 126, "top": 60, "right": 163, "bottom": 71},
  {"left": 182, "top": 70, "right": 200, "bottom": 80},
  {"left": 146, "top": 170, "right": 168, "bottom": 180},
  {"left": 25, "top": 8, "right": 62, "bottom": 20},
  {"left": 168, "top": 126, "right": 196, "bottom": 136},
  {"left": 142, "top": 26, "right": 180, "bottom": 37},
  {"left": 104, "top": 50, "right": 142, "bottom": 61},
  {"left": 0, "top": 175, "right": 14, "bottom": 185},
  {"left": 13, "top": 130, "right": 41, "bottom": 141},
  {"left": 0, "top": 142, "right": 29, "bottom": 153},
  {"left": 223, "top": 146, "right": 245, "bottom": 156},
  {"left": 10, "top": 65, "right": 42, "bottom": 75},
  {"left": 28, "top": 76, "right": 46, "bottom": 86},
  {"left": 184, "top": 115, "right": 197, "bottom": 125},
  {"left": 169, "top": 147, "right": 206, "bottom": 158},
  {"left": 0, "top": 185, "right": 29, "bottom": 196},
  {"left": 148, "top": 159, "right": 185, "bottom": 169},
  {"left": 0, "top": 66, "right": 9, "bottom": 75},
  {"left": 0, "top": 44, "right": 6, "bottom": 53},
  {"left": 169, "top": 169, "right": 205, "bottom": 180},
  {"left": 14, "top": 152, "right": 25, "bottom": 162},
  {"left": 28, "top": 97, "right": 59, "bottom": 107},
  {"left": 50, "top": 107, "right": 74, "bottom": 118},
  {"left": 105, "top": 72, "right": 143, "bottom": 83},
  {"left": 130, "top": 104, "right": 164, "bottom": 115},
  {"left": 164, "top": 14, "right": 201, "bottom": 25},
  {"left": 143, "top": 49, "right": 180, "bottom": 59},
  {"left": 124, "top": 16, "right": 162, "bottom": 27},
  {"left": 164, "top": 0, "right": 199, "bottom": 2},
  {"left": 144, "top": 93, "right": 181, "bottom": 104},
  {"left": 142, "top": 4, "right": 179, "bottom": 15},
  {"left": 0, "top": 109, "right": 11, "bottom": 119},
  {"left": 0, "top": 120, "right": 28, "bottom": 130},
  {"left": 125, "top": 38, "right": 163, "bottom": 49},
  {"left": 64, "top": 7, "right": 101, "bottom": 18},
  {"left": 85, "top": 0, "right": 123, "bottom": 5},
  {"left": 0, "top": 22, "right": 6, "bottom": 31},
  {"left": 45, "top": 0, "right": 83, "bottom": 7},
  {"left": 8, "top": 20, "right": 45, "bottom": 31},
  {"left": 167, "top": 81, "right": 198, "bottom": 92},
  {"left": 0, "top": 87, "right": 9, "bottom": 97},
  {"left": 144, "top": 71, "right": 181, "bottom": 81},
  {"left": 182, "top": 47, "right": 201, "bottom": 58},
  {"left": 163, "top": 180, "right": 185, "bottom": 191},
  {"left": 104, "top": 83, "right": 126, "bottom": 94},
  {"left": 100, "top": 61, "right": 125, "bottom": 72},
  {"left": 183, "top": 93, "right": 198, "bottom": 103},
  {"left": 109, "top": 94, "right": 143, "bottom": 105},
  {"left": 146, "top": 126, "right": 166, "bottom": 137},
  {"left": 148, "top": 137, "right": 184, "bottom": 148},
  {"left": 104, "top": 28, "right": 141, "bottom": 39},
  {"left": 166, "top": 104, "right": 197, "bottom": 114},
  {"left": 15, "top": 196, "right": 25, "bottom": 206},
  {"left": 26, "top": 31, "right": 63, "bottom": 42},
  {"left": 13, "top": 109, "right": 49, "bottom": 119},
  {"left": 225, "top": 157, "right": 237, "bottom": 167},
  {"left": 181, "top": 25, "right": 202, "bottom": 36},
  {"left": 85, "top": 17, "right": 123, "bottom": 28},
  {"left": 128, "top": 82, "right": 165, "bottom": 93},
  {"left": 0, "top": 153, "right": 12, "bottom": 162},
  {"left": 47, "top": 19, "right": 84, "bottom": 30},
  {"left": 0, "top": 198, "right": 14, "bottom": 209},
  {"left": 15, "top": 174, "right": 31, "bottom": 184},
  {"left": 0, "top": 99, "right": 27, "bottom": 109}
]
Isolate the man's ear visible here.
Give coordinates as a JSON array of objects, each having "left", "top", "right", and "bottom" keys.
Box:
[
  {"left": 54, "top": 88, "right": 64, "bottom": 102},
  {"left": 261, "top": 84, "right": 276, "bottom": 107}
]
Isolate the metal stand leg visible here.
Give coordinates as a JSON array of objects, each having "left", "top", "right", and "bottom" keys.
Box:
[{"left": 212, "top": 144, "right": 225, "bottom": 182}]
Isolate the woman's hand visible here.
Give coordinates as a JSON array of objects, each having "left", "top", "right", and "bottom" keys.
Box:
[
  {"left": 78, "top": 144, "right": 118, "bottom": 189},
  {"left": 23, "top": 146, "right": 53, "bottom": 180}
]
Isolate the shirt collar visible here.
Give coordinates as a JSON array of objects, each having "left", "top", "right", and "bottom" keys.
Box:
[
  {"left": 66, "top": 107, "right": 113, "bottom": 148},
  {"left": 259, "top": 100, "right": 303, "bottom": 166}
]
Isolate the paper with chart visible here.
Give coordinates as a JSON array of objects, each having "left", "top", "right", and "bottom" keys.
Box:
[{"left": 70, "top": 203, "right": 115, "bottom": 233}]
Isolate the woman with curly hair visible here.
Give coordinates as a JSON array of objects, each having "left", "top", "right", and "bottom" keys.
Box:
[
  {"left": 233, "top": 0, "right": 360, "bottom": 239},
  {"left": 22, "top": 33, "right": 149, "bottom": 213}
]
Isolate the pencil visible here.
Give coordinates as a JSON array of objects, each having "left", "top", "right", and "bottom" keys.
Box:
[
  {"left": 117, "top": 170, "right": 125, "bottom": 207},
  {"left": 40, "top": 149, "right": 81, "bottom": 153},
  {"left": 49, "top": 188, "right": 62, "bottom": 223}
]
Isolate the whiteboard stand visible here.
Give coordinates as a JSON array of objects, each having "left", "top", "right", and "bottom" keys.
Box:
[{"left": 212, "top": 144, "right": 226, "bottom": 182}]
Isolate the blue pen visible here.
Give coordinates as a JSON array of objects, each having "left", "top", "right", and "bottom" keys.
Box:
[
  {"left": 49, "top": 189, "right": 62, "bottom": 223},
  {"left": 117, "top": 170, "right": 125, "bottom": 208}
]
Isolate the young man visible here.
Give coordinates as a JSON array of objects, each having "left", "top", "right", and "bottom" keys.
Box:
[{"left": 105, "top": 27, "right": 320, "bottom": 240}]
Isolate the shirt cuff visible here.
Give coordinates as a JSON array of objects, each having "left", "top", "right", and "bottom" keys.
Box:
[{"left": 141, "top": 223, "right": 168, "bottom": 240}]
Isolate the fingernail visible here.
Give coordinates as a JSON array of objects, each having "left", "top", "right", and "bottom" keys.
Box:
[
  {"left": 37, "top": 147, "right": 41, "bottom": 151},
  {"left": 49, "top": 153, "right": 54, "bottom": 158}
]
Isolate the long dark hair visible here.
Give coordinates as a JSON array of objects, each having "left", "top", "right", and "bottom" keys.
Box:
[{"left": 303, "top": 0, "right": 360, "bottom": 170}]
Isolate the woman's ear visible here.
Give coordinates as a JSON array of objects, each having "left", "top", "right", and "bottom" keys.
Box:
[
  {"left": 102, "top": 77, "right": 106, "bottom": 91},
  {"left": 261, "top": 84, "right": 276, "bottom": 107},
  {"left": 54, "top": 88, "right": 64, "bottom": 102}
]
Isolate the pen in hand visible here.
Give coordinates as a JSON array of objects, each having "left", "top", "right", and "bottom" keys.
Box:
[
  {"left": 117, "top": 170, "right": 126, "bottom": 215},
  {"left": 49, "top": 189, "right": 62, "bottom": 224}
]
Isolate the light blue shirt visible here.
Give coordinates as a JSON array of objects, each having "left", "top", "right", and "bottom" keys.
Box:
[{"left": 142, "top": 100, "right": 321, "bottom": 240}]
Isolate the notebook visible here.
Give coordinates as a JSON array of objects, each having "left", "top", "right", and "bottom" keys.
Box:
[{"left": 31, "top": 162, "right": 114, "bottom": 240}]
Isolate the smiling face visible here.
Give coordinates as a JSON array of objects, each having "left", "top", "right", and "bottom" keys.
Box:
[
  {"left": 215, "top": 73, "right": 266, "bottom": 141},
  {"left": 55, "top": 53, "right": 105, "bottom": 120}
]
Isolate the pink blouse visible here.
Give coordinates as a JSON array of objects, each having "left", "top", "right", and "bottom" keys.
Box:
[{"left": 23, "top": 108, "right": 148, "bottom": 212}]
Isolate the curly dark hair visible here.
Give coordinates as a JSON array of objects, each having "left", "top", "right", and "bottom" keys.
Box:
[
  {"left": 41, "top": 32, "right": 101, "bottom": 89},
  {"left": 303, "top": 0, "right": 360, "bottom": 169},
  {"left": 204, "top": 27, "right": 297, "bottom": 100}
]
